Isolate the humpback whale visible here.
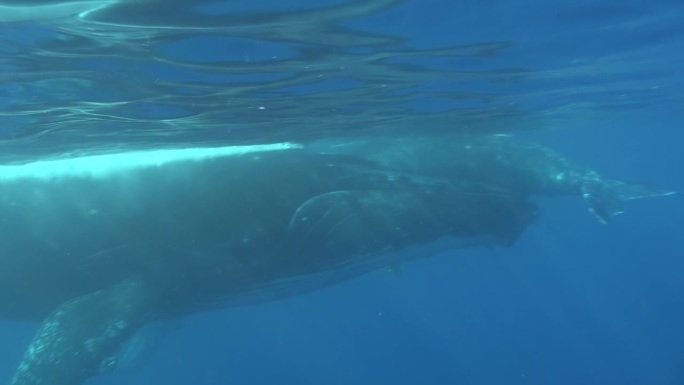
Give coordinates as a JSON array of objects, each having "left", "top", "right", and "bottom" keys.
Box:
[
  {"left": 2, "top": 135, "right": 676, "bottom": 385},
  {"left": 311, "top": 135, "right": 676, "bottom": 223},
  {"left": 2, "top": 144, "right": 537, "bottom": 385}
]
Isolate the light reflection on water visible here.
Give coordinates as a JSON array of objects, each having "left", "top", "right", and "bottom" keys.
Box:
[{"left": 0, "top": 0, "right": 681, "bottom": 161}]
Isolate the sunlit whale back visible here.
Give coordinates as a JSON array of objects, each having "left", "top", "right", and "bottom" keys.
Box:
[{"left": 0, "top": 143, "right": 299, "bottom": 181}]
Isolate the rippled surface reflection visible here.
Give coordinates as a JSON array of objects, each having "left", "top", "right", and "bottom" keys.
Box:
[{"left": 0, "top": 0, "right": 682, "bottom": 160}]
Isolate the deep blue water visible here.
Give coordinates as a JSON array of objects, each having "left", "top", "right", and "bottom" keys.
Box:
[{"left": 1, "top": 1, "right": 684, "bottom": 384}]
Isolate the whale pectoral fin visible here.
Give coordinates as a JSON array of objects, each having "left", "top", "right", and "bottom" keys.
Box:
[
  {"left": 287, "top": 190, "right": 435, "bottom": 259},
  {"left": 582, "top": 178, "right": 677, "bottom": 223},
  {"left": 288, "top": 188, "right": 535, "bottom": 259},
  {"left": 11, "top": 280, "right": 157, "bottom": 385}
]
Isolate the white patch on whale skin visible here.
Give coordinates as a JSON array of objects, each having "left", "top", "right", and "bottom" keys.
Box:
[{"left": 0, "top": 143, "right": 300, "bottom": 182}]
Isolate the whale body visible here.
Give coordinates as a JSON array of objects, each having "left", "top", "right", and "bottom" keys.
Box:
[
  {"left": 2, "top": 144, "right": 537, "bottom": 385},
  {"left": 3, "top": 135, "right": 676, "bottom": 385}
]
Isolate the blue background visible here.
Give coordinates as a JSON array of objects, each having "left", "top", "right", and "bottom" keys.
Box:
[{"left": 1, "top": 0, "right": 684, "bottom": 384}]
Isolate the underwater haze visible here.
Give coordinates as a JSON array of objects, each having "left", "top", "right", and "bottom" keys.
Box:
[{"left": 1, "top": 0, "right": 684, "bottom": 384}]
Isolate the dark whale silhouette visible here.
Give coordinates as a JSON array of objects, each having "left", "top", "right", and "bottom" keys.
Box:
[
  {"left": 311, "top": 134, "right": 676, "bottom": 223},
  {"left": 3, "top": 135, "right": 676, "bottom": 385},
  {"left": 2, "top": 144, "right": 537, "bottom": 385}
]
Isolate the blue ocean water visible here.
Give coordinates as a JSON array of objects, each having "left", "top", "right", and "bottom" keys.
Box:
[{"left": 1, "top": 1, "right": 683, "bottom": 384}]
